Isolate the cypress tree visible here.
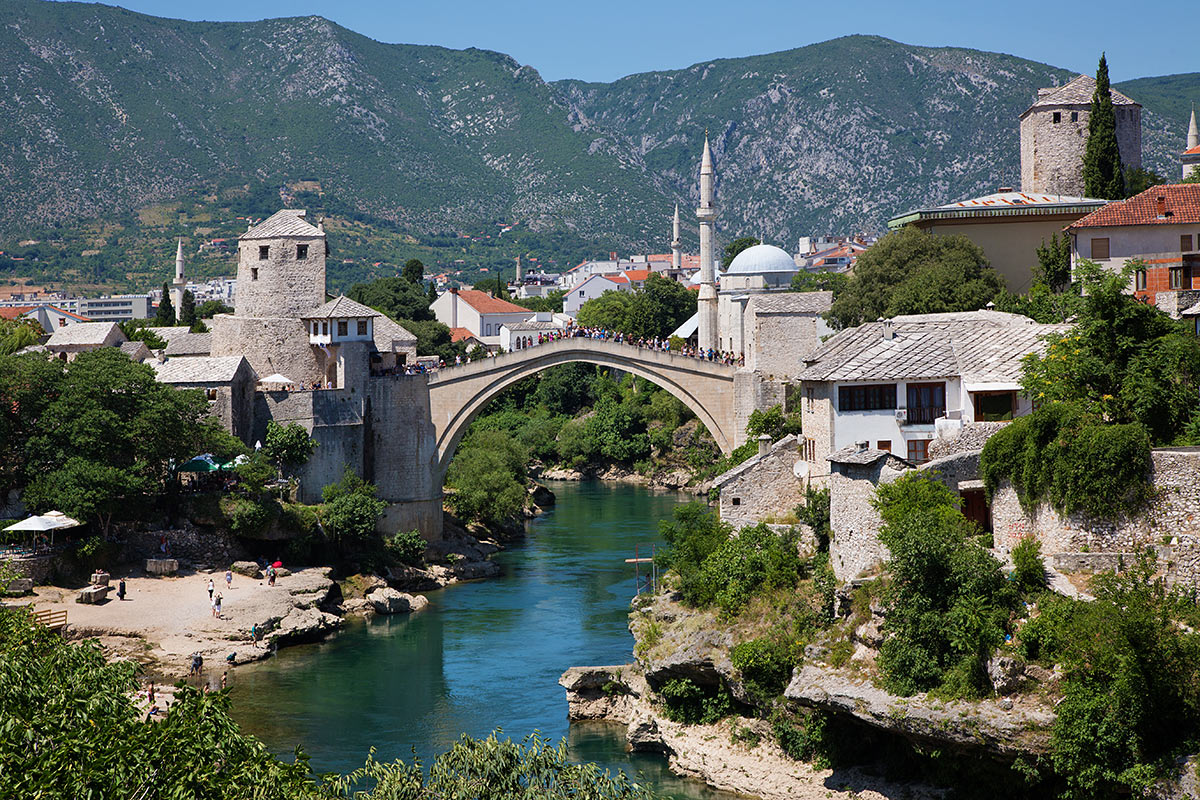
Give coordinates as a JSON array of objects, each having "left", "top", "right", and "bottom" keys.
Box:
[
  {"left": 1082, "top": 53, "right": 1125, "bottom": 200},
  {"left": 178, "top": 290, "right": 197, "bottom": 328},
  {"left": 427, "top": 281, "right": 438, "bottom": 305},
  {"left": 155, "top": 282, "right": 175, "bottom": 326}
]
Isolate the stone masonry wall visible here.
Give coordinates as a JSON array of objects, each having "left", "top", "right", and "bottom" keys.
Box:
[
  {"left": 1020, "top": 104, "right": 1141, "bottom": 196},
  {"left": 800, "top": 386, "right": 834, "bottom": 488},
  {"left": 991, "top": 449, "right": 1200, "bottom": 591},
  {"left": 717, "top": 436, "right": 803, "bottom": 528},
  {"left": 748, "top": 313, "right": 822, "bottom": 378},
  {"left": 211, "top": 314, "right": 323, "bottom": 385},
  {"left": 829, "top": 458, "right": 911, "bottom": 581}
]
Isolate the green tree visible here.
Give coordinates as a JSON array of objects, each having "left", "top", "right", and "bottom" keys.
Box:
[
  {"left": 1034, "top": 232, "right": 1072, "bottom": 292},
  {"left": 118, "top": 319, "right": 167, "bottom": 349},
  {"left": 154, "top": 282, "right": 175, "bottom": 326},
  {"left": 347, "top": 277, "right": 435, "bottom": 323},
  {"left": 427, "top": 281, "right": 438, "bottom": 305},
  {"left": 320, "top": 469, "right": 386, "bottom": 544},
  {"left": 576, "top": 289, "right": 634, "bottom": 331},
  {"left": 656, "top": 502, "right": 732, "bottom": 606},
  {"left": 0, "top": 318, "right": 42, "bottom": 356},
  {"left": 722, "top": 237, "right": 760, "bottom": 269},
  {"left": 873, "top": 473, "right": 1015, "bottom": 697},
  {"left": 21, "top": 349, "right": 212, "bottom": 533},
  {"left": 263, "top": 420, "right": 317, "bottom": 475},
  {"left": 1124, "top": 166, "right": 1164, "bottom": 197},
  {"left": 826, "top": 227, "right": 1004, "bottom": 329},
  {"left": 0, "top": 354, "right": 64, "bottom": 496},
  {"left": 790, "top": 270, "right": 849, "bottom": 297},
  {"left": 1082, "top": 53, "right": 1125, "bottom": 200},
  {"left": 445, "top": 430, "right": 528, "bottom": 524},
  {"left": 196, "top": 299, "right": 233, "bottom": 318},
  {"left": 401, "top": 258, "right": 425, "bottom": 284},
  {"left": 403, "top": 318, "right": 464, "bottom": 362},
  {"left": 513, "top": 290, "right": 565, "bottom": 313},
  {"left": 473, "top": 276, "right": 509, "bottom": 298},
  {"left": 576, "top": 275, "right": 696, "bottom": 339},
  {"left": 178, "top": 289, "right": 197, "bottom": 328}
]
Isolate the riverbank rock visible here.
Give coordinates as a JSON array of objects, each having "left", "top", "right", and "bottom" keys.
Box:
[
  {"left": 366, "top": 587, "right": 428, "bottom": 614},
  {"left": 530, "top": 483, "right": 556, "bottom": 507},
  {"left": 784, "top": 664, "right": 1055, "bottom": 758},
  {"left": 542, "top": 467, "right": 584, "bottom": 481},
  {"left": 230, "top": 561, "right": 261, "bottom": 578},
  {"left": 632, "top": 594, "right": 733, "bottom": 690},
  {"left": 559, "top": 664, "right": 642, "bottom": 722}
]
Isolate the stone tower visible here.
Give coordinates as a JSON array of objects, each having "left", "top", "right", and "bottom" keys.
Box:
[
  {"left": 515, "top": 254, "right": 523, "bottom": 286},
  {"left": 210, "top": 209, "right": 327, "bottom": 382},
  {"left": 696, "top": 136, "right": 719, "bottom": 351},
  {"left": 1019, "top": 74, "right": 1141, "bottom": 197},
  {"left": 171, "top": 239, "right": 186, "bottom": 312},
  {"left": 671, "top": 203, "right": 682, "bottom": 271},
  {"left": 1184, "top": 106, "right": 1200, "bottom": 181}
]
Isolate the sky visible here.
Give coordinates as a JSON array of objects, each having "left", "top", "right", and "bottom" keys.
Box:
[{"left": 62, "top": 0, "right": 1199, "bottom": 83}]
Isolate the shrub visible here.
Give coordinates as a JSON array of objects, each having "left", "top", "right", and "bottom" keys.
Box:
[
  {"left": 445, "top": 430, "right": 528, "bottom": 524},
  {"left": 731, "top": 637, "right": 798, "bottom": 704},
  {"left": 772, "top": 708, "right": 830, "bottom": 765},
  {"left": 320, "top": 470, "right": 386, "bottom": 543},
  {"left": 226, "top": 496, "right": 270, "bottom": 534},
  {"left": 696, "top": 524, "right": 803, "bottom": 616},
  {"left": 386, "top": 530, "right": 426, "bottom": 566},
  {"left": 658, "top": 678, "right": 734, "bottom": 725},
  {"left": 263, "top": 420, "right": 316, "bottom": 472},
  {"left": 796, "top": 485, "right": 830, "bottom": 548},
  {"left": 1011, "top": 536, "right": 1047, "bottom": 593},
  {"left": 655, "top": 502, "right": 731, "bottom": 606}
]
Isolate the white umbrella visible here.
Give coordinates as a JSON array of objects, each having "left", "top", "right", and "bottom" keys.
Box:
[
  {"left": 42, "top": 511, "right": 82, "bottom": 529},
  {"left": 3, "top": 516, "right": 60, "bottom": 532},
  {"left": 259, "top": 373, "right": 294, "bottom": 386}
]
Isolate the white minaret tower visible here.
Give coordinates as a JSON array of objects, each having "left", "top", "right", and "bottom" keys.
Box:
[
  {"left": 515, "top": 254, "right": 523, "bottom": 286},
  {"left": 671, "top": 204, "right": 682, "bottom": 271},
  {"left": 171, "top": 238, "right": 186, "bottom": 312},
  {"left": 1185, "top": 105, "right": 1200, "bottom": 180},
  {"left": 696, "top": 135, "right": 719, "bottom": 352}
]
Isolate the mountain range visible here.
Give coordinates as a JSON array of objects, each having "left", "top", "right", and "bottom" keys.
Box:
[{"left": 2, "top": 0, "right": 1198, "bottom": 267}]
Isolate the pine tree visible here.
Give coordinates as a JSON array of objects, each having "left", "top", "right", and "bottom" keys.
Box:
[
  {"left": 178, "top": 290, "right": 197, "bottom": 328},
  {"left": 155, "top": 282, "right": 175, "bottom": 326},
  {"left": 1082, "top": 53, "right": 1125, "bottom": 200}
]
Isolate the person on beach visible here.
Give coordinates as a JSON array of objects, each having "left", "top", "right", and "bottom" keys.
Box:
[
  {"left": 214, "top": 594, "right": 222, "bottom": 618},
  {"left": 189, "top": 653, "right": 202, "bottom": 676},
  {"left": 267, "top": 566, "right": 276, "bottom": 587},
  {"left": 207, "top": 578, "right": 214, "bottom": 600},
  {"left": 210, "top": 594, "right": 218, "bottom": 617},
  {"left": 147, "top": 682, "right": 155, "bottom": 705},
  {"left": 221, "top": 671, "right": 228, "bottom": 690},
  {"left": 117, "top": 577, "right": 126, "bottom": 601},
  {"left": 225, "top": 569, "right": 233, "bottom": 590},
  {"left": 250, "top": 623, "right": 259, "bottom": 646}
]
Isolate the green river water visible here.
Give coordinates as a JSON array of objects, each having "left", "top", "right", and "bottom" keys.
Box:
[{"left": 230, "top": 480, "right": 737, "bottom": 799}]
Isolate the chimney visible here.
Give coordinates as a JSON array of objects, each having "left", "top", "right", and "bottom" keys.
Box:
[
  {"left": 757, "top": 434, "right": 772, "bottom": 458},
  {"left": 855, "top": 440, "right": 868, "bottom": 453},
  {"left": 881, "top": 318, "right": 895, "bottom": 341},
  {"left": 155, "top": 349, "right": 166, "bottom": 364},
  {"left": 1157, "top": 196, "right": 1167, "bottom": 218}
]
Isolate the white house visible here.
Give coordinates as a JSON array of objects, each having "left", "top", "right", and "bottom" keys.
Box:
[
  {"left": 562, "top": 274, "right": 630, "bottom": 317},
  {"left": 798, "top": 310, "right": 1068, "bottom": 482},
  {"left": 431, "top": 288, "right": 532, "bottom": 347},
  {"left": 499, "top": 312, "right": 570, "bottom": 351}
]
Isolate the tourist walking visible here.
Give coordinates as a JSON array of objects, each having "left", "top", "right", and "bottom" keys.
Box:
[
  {"left": 225, "top": 569, "right": 233, "bottom": 590},
  {"left": 267, "top": 566, "right": 276, "bottom": 587},
  {"left": 188, "top": 653, "right": 203, "bottom": 676},
  {"left": 214, "top": 593, "right": 222, "bottom": 618},
  {"left": 116, "top": 577, "right": 126, "bottom": 601},
  {"left": 207, "top": 578, "right": 214, "bottom": 600},
  {"left": 250, "top": 622, "right": 259, "bottom": 646}
]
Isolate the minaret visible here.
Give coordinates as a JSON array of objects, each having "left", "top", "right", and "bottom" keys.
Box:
[
  {"left": 1185, "top": 105, "right": 1200, "bottom": 180},
  {"left": 696, "top": 135, "right": 719, "bottom": 352},
  {"left": 171, "top": 238, "right": 186, "bottom": 312},
  {"left": 671, "top": 204, "right": 682, "bottom": 271},
  {"left": 515, "top": 254, "right": 523, "bottom": 285}
]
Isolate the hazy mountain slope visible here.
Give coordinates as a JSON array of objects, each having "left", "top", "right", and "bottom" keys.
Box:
[{"left": 556, "top": 35, "right": 1188, "bottom": 245}]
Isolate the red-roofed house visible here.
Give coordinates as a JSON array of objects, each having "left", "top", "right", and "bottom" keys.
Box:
[
  {"left": 431, "top": 288, "right": 532, "bottom": 346},
  {"left": 562, "top": 274, "right": 631, "bottom": 316},
  {"left": 0, "top": 304, "right": 90, "bottom": 331},
  {"left": 1066, "top": 184, "right": 1200, "bottom": 303}
]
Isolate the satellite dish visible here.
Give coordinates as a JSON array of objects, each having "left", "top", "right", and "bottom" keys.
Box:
[{"left": 793, "top": 460, "right": 809, "bottom": 479}]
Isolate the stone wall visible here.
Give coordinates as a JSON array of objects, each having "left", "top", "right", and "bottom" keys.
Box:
[
  {"left": 829, "top": 455, "right": 911, "bottom": 581},
  {"left": 746, "top": 311, "right": 823, "bottom": 378},
  {"left": 991, "top": 448, "right": 1200, "bottom": 591},
  {"left": 927, "top": 422, "right": 1007, "bottom": 460},
  {"left": 119, "top": 522, "right": 246, "bottom": 567},
  {"left": 234, "top": 235, "right": 326, "bottom": 320},
  {"left": 732, "top": 369, "right": 781, "bottom": 451},
  {"left": 799, "top": 385, "right": 834, "bottom": 487},
  {"left": 211, "top": 314, "right": 323, "bottom": 385},
  {"left": 368, "top": 376, "right": 444, "bottom": 540},
  {"left": 715, "top": 436, "right": 803, "bottom": 528},
  {"left": 1020, "top": 104, "right": 1141, "bottom": 196}
]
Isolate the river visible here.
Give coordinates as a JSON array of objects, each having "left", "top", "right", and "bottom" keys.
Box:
[{"left": 230, "top": 480, "right": 736, "bottom": 799}]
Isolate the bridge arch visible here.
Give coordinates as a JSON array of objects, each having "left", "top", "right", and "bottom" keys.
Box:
[{"left": 425, "top": 339, "right": 740, "bottom": 481}]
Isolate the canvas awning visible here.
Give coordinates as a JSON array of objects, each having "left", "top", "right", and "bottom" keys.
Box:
[{"left": 259, "top": 373, "right": 294, "bottom": 385}]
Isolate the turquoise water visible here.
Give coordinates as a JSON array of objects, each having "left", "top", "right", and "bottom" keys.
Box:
[{"left": 230, "top": 481, "right": 735, "bottom": 799}]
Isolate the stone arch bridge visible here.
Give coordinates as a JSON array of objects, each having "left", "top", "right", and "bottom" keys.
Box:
[{"left": 425, "top": 338, "right": 753, "bottom": 479}]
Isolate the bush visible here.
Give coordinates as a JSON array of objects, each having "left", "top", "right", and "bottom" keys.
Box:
[
  {"left": 263, "top": 420, "right": 316, "bottom": 472},
  {"left": 655, "top": 502, "right": 731, "bottom": 606},
  {"left": 696, "top": 524, "right": 804, "bottom": 616},
  {"left": 980, "top": 402, "right": 1153, "bottom": 519},
  {"left": 386, "top": 530, "right": 426, "bottom": 566},
  {"left": 772, "top": 708, "right": 830, "bottom": 765},
  {"left": 227, "top": 497, "right": 270, "bottom": 534},
  {"left": 320, "top": 470, "right": 386, "bottom": 544},
  {"left": 1011, "top": 536, "right": 1046, "bottom": 593},
  {"left": 731, "top": 637, "right": 798, "bottom": 704},
  {"left": 658, "top": 678, "right": 734, "bottom": 725},
  {"left": 445, "top": 430, "right": 528, "bottom": 524}
]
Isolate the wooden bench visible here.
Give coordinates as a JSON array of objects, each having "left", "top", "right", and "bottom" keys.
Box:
[{"left": 32, "top": 608, "right": 67, "bottom": 630}]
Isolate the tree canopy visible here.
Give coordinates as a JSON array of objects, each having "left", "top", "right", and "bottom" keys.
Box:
[
  {"left": 346, "top": 277, "right": 435, "bottom": 323},
  {"left": 154, "top": 282, "right": 175, "bottom": 326},
  {"left": 401, "top": 258, "right": 424, "bottom": 284},
  {"left": 1082, "top": 53, "right": 1125, "bottom": 200},
  {"left": 576, "top": 274, "right": 696, "bottom": 338},
  {"left": 826, "top": 226, "right": 1005, "bottom": 329}
]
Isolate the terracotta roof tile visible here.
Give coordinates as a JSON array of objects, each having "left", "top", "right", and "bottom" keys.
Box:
[
  {"left": 1068, "top": 185, "right": 1200, "bottom": 229},
  {"left": 449, "top": 327, "right": 480, "bottom": 343},
  {"left": 0, "top": 306, "right": 34, "bottom": 320},
  {"left": 453, "top": 289, "right": 528, "bottom": 314}
]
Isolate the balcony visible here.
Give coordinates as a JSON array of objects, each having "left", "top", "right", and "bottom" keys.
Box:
[{"left": 904, "top": 405, "right": 945, "bottom": 425}]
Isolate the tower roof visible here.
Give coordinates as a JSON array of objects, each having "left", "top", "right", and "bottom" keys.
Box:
[
  {"left": 701, "top": 135, "right": 713, "bottom": 173},
  {"left": 726, "top": 243, "right": 797, "bottom": 275},
  {"left": 302, "top": 295, "right": 382, "bottom": 319},
  {"left": 1020, "top": 74, "right": 1139, "bottom": 119},
  {"left": 241, "top": 209, "right": 325, "bottom": 241},
  {"left": 1188, "top": 105, "right": 1199, "bottom": 150}
]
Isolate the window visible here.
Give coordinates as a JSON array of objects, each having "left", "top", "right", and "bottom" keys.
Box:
[
  {"left": 804, "top": 436, "right": 817, "bottom": 463},
  {"left": 258, "top": 245, "right": 269, "bottom": 260},
  {"left": 1052, "top": 111, "right": 1061, "bottom": 123},
  {"left": 837, "top": 384, "right": 897, "bottom": 412},
  {"left": 296, "top": 244, "right": 309, "bottom": 260},
  {"left": 731, "top": 498, "right": 741, "bottom": 506},
  {"left": 806, "top": 387, "right": 815, "bottom": 412},
  {"left": 1171, "top": 267, "right": 1185, "bottom": 290},
  {"left": 1091, "top": 238, "right": 1110, "bottom": 259},
  {"left": 1136, "top": 270, "right": 1148, "bottom": 291},
  {"left": 485, "top": 324, "right": 493, "bottom": 336},
  {"left": 974, "top": 392, "right": 1016, "bottom": 422},
  {"left": 1183, "top": 235, "right": 1194, "bottom": 253},
  {"left": 322, "top": 322, "right": 328, "bottom": 335},
  {"left": 907, "top": 439, "right": 930, "bottom": 464},
  {"left": 906, "top": 382, "right": 946, "bottom": 424},
  {"left": 877, "top": 440, "right": 892, "bottom": 452},
  {"left": 1071, "top": 111, "right": 1078, "bottom": 122},
  {"left": 250, "top": 267, "right": 258, "bottom": 281},
  {"left": 357, "top": 320, "right": 367, "bottom": 336},
  {"left": 337, "top": 320, "right": 348, "bottom": 337},
  {"left": 312, "top": 322, "right": 319, "bottom": 335}
]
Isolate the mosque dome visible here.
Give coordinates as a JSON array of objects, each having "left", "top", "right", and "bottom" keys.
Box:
[{"left": 725, "top": 243, "right": 797, "bottom": 275}]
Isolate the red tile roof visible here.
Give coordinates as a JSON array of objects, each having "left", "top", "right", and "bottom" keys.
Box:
[
  {"left": 623, "top": 270, "right": 651, "bottom": 281},
  {"left": 1068, "top": 185, "right": 1200, "bottom": 229},
  {"left": 0, "top": 305, "right": 34, "bottom": 320},
  {"left": 454, "top": 289, "right": 528, "bottom": 314},
  {"left": 1186, "top": 146, "right": 1200, "bottom": 155},
  {"left": 449, "top": 327, "right": 479, "bottom": 343}
]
